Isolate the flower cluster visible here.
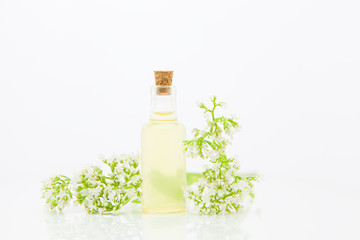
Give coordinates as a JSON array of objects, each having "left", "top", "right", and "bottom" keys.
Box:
[
  {"left": 42, "top": 175, "right": 73, "bottom": 212},
  {"left": 184, "top": 96, "right": 258, "bottom": 214},
  {"left": 73, "top": 153, "right": 141, "bottom": 214},
  {"left": 41, "top": 153, "right": 141, "bottom": 214}
]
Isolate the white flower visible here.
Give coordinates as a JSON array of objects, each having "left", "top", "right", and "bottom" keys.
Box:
[
  {"left": 123, "top": 161, "right": 130, "bottom": 169},
  {"left": 127, "top": 188, "right": 136, "bottom": 198},
  {"left": 191, "top": 184, "right": 200, "bottom": 195},
  {"left": 117, "top": 176, "right": 125, "bottom": 185},
  {"left": 212, "top": 162, "right": 221, "bottom": 171},
  {"left": 201, "top": 186, "right": 215, "bottom": 203},
  {"left": 132, "top": 175, "right": 140, "bottom": 183},
  {"left": 115, "top": 164, "right": 123, "bottom": 173},
  {"left": 94, "top": 186, "right": 102, "bottom": 197},
  {"left": 108, "top": 190, "right": 116, "bottom": 200},
  {"left": 208, "top": 151, "right": 219, "bottom": 161},
  {"left": 233, "top": 180, "right": 248, "bottom": 190},
  {"left": 80, "top": 189, "right": 88, "bottom": 196},
  {"left": 225, "top": 173, "right": 235, "bottom": 184},
  {"left": 217, "top": 190, "right": 225, "bottom": 198}
]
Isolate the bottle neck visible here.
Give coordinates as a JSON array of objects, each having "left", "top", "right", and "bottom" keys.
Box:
[{"left": 150, "top": 86, "right": 177, "bottom": 121}]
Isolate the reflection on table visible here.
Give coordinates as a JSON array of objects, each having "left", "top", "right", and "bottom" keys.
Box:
[{"left": 44, "top": 205, "right": 251, "bottom": 240}]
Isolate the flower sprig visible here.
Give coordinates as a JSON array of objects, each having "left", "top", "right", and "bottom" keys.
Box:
[
  {"left": 184, "top": 96, "right": 258, "bottom": 215},
  {"left": 42, "top": 175, "right": 73, "bottom": 212},
  {"left": 184, "top": 96, "right": 240, "bottom": 161},
  {"left": 41, "top": 153, "right": 141, "bottom": 214}
]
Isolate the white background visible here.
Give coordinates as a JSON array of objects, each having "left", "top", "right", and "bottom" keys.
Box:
[{"left": 0, "top": 0, "right": 359, "bottom": 239}]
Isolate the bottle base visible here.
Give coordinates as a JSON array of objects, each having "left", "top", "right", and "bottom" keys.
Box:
[{"left": 142, "top": 208, "right": 185, "bottom": 214}]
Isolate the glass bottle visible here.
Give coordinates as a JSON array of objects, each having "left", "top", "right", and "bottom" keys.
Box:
[{"left": 141, "top": 71, "right": 186, "bottom": 213}]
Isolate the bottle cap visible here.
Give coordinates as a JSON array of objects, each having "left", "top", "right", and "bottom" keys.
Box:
[
  {"left": 154, "top": 71, "right": 173, "bottom": 86},
  {"left": 154, "top": 71, "right": 173, "bottom": 95}
]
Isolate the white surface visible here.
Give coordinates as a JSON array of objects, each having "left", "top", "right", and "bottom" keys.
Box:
[
  {"left": 1, "top": 174, "right": 359, "bottom": 240},
  {"left": 0, "top": 0, "right": 359, "bottom": 239}
]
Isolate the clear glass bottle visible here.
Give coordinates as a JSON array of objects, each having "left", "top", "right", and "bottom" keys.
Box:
[{"left": 141, "top": 81, "right": 186, "bottom": 213}]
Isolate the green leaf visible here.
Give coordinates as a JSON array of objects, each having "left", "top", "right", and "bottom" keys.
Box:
[
  {"left": 186, "top": 172, "right": 201, "bottom": 186},
  {"left": 131, "top": 199, "right": 141, "bottom": 204}
]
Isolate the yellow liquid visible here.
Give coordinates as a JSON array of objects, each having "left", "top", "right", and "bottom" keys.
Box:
[{"left": 141, "top": 118, "right": 186, "bottom": 213}]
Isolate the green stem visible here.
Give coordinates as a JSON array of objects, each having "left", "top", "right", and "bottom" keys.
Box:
[{"left": 210, "top": 104, "right": 216, "bottom": 133}]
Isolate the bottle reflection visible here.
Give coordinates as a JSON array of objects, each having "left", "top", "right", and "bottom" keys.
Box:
[
  {"left": 142, "top": 214, "right": 186, "bottom": 240},
  {"left": 44, "top": 208, "right": 251, "bottom": 240}
]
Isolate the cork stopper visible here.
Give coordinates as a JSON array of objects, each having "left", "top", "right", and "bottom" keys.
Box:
[
  {"left": 154, "top": 71, "right": 173, "bottom": 86},
  {"left": 154, "top": 71, "right": 173, "bottom": 95}
]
